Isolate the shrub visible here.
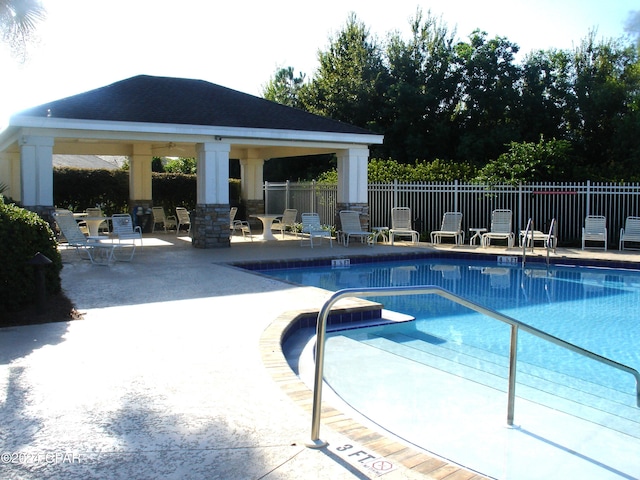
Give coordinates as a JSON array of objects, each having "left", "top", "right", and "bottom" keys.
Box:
[
  {"left": 475, "top": 137, "right": 573, "bottom": 185},
  {"left": 0, "top": 198, "right": 63, "bottom": 313}
]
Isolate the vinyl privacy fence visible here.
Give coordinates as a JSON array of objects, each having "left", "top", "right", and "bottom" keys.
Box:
[{"left": 264, "top": 181, "right": 640, "bottom": 248}]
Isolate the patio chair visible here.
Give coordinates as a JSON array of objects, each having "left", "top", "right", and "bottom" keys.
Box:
[
  {"left": 430, "top": 212, "right": 464, "bottom": 245},
  {"left": 229, "top": 207, "right": 252, "bottom": 240},
  {"left": 481, "top": 209, "right": 515, "bottom": 248},
  {"left": 582, "top": 215, "right": 607, "bottom": 250},
  {"left": 619, "top": 216, "right": 640, "bottom": 250},
  {"left": 52, "top": 211, "right": 119, "bottom": 265},
  {"left": 176, "top": 207, "right": 191, "bottom": 235},
  {"left": 339, "top": 210, "right": 371, "bottom": 247},
  {"left": 111, "top": 213, "right": 142, "bottom": 261},
  {"left": 229, "top": 207, "right": 238, "bottom": 229},
  {"left": 300, "top": 212, "right": 332, "bottom": 248},
  {"left": 389, "top": 207, "right": 419, "bottom": 245},
  {"left": 519, "top": 224, "right": 557, "bottom": 252},
  {"left": 152, "top": 207, "right": 177, "bottom": 233},
  {"left": 271, "top": 208, "right": 298, "bottom": 238}
]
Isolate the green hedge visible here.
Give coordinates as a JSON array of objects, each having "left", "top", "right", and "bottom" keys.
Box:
[
  {"left": 0, "top": 198, "right": 62, "bottom": 312},
  {"left": 53, "top": 168, "right": 241, "bottom": 214}
]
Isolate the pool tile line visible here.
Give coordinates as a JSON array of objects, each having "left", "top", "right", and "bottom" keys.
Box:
[
  {"left": 234, "top": 248, "right": 640, "bottom": 274},
  {"left": 259, "top": 308, "right": 491, "bottom": 480}
]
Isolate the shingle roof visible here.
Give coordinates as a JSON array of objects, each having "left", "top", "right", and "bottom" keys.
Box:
[{"left": 18, "top": 75, "right": 374, "bottom": 135}]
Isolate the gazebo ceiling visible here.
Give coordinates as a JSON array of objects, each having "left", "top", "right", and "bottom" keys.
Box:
[{"left": 0, "top": 75, "right": 383, "bottom": 159}]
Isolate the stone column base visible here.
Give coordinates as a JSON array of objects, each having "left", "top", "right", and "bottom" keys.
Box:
[{"left": 192, "top": 203, "right": 230, "bottom": 248}]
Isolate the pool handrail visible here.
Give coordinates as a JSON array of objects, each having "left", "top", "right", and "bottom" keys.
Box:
[
  {"left": 522, "top": 218, "right": 533, "bottom": 267},
  {"left": 546, "top": 218, "right": 557, "bottom": 265},
  {"left": 308, "top": 285, "right": 640, "bottom": 447}
]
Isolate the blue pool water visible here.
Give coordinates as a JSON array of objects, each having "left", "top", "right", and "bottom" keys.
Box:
[
  {"left": 262, "top": 256, "right": 640, "bottom": 479},
  {"left": 263, "top": 257, "right": 640, "bottom": 395}
]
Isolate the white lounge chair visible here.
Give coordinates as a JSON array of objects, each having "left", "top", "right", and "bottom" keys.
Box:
[
  {"left": 339, "top": 210, "right": 371, "bottom": 246},
  {"left": 229, "top": 207, "right": 252, "bottom": 240},
  {"left": 53, "top": 211, "right": 119, "bottom": 265},
  {"left": 300, "top": 213, "right": 332, "bottom": 248},
  {"left": 582, "top": 215, "right": 607, "bottom": 250},
  {"left": 152, "top": 206, "right": 177, "bottom": 233},
  {"left": 229, "top": 206, "right": 238, "bottom": 231},
  {"left": 619, "top": 216, "right": 640, "bottom": 250},
  {"left": 482, "top": 209, "right": 515, "bottom": 248},
  {"left": 519, "top": 227, "right": 557, "bottom": 252},
  {"left": 271, "top": 208, "right": 298, "bottom": 238},
  {"left": 111, "top": 213, "right": 142, "bottom": 261},
  {"left": 176, "top": 207, "right": 191, "bottom": 235},
  {"left": 389, "top": 207, "right": 419, "bottom": 245},
  {"left": 430, "top": 212, "right": 464, "bottom": 245}
]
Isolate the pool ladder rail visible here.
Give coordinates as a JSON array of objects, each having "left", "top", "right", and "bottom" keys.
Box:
[
  {"left": 307, "top": 285, "right": 640, "bottom": 448},
  {"left": 521, "top": 218, "right": 557, "bottom": 268}
]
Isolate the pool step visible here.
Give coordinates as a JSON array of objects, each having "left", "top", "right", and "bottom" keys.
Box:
[{"left": 342, "top": 331, "right": 640, "bottom": 438}]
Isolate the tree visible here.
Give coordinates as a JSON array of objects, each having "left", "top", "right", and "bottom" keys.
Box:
[
  {"left": 0, "top": 0, "right": 45, "bottom": 59},
  {"left": 567, "top": 32, "right": 640, "bottom": 176},
  {"left": 262, "top": 66, "right": 306, "bottom": 108},
  {"left": 259, "top": 11, "right": 640, "bottom": 182},
  {"left": 299, "top": 13, "right": 390, "bottom": 135},
  {"left": 164, "top": 157, "right": 197, "bottom": 174},
  {"left": 382, "top": 9, "right": 460, "bottom": 162},
  {"left": 517, "top": 49, "right": 571, "bottom": 142},
  {"left": 453, "top": 30, "right": 522, "bottom": 165}
]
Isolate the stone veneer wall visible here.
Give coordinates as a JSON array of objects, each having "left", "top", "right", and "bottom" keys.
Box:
[
  {"left": 192, "top": 203, "right": 230, "bottom": 248},
  {"left": 335, "top": 203, "right": 369, "bottom": 231}
]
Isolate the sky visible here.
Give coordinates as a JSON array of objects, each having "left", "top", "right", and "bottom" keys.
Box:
[{"left": 0, "top": 0, "right": 637, "bottom": 129}]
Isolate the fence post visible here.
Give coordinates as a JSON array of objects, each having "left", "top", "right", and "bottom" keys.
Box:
[
  {"left": 518, "top": 182, "right": 523, "bottom": 235},
  {"left": 311, "top": 180, "right": 316, "bottom": 213},
  {"left": 393, "top": 179, "right": 398, "bottom": 208},
  {"left": 285, "top": 180, "right": 290, "bottom": 210},
  {"left": 586, "top": 180, "right": 591, "bottom": 216},
  {"left": 264, "top": 181, "right": 269, "bottom": 213},
  {"left": 454, "top": 179, "right": 459, "bottom": 213}
]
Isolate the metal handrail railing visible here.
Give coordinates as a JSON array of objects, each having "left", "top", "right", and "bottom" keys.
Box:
[
  {"left": 546, "top": 218, "right": 557, "bottom": 266},
  {"left": 307, "top": 285, "right": 640, "bottom": 447},
  {"left": 522, "top": 218, "right": 533, "bottom": 267}
]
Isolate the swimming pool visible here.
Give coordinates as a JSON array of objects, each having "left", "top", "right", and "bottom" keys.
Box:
[{"left": 260, "top": 255, "right": 640, "bottom": 479}]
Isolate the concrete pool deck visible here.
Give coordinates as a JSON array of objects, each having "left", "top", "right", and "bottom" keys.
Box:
[{"left": 1, "top": 233, "right": 638, "bottom": 479}]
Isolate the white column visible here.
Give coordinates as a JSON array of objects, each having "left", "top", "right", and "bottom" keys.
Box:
[
  {"left": 337, "top": 148, "right": 369, "bottom": 204},
  {"left": 239, "top": 156, "right": 264, "bottom": 201},
  {"left": 196, "top": 142, "right": 230, "bottom": 204},
  {"left": 129, "top": 144, "right": 153, "bottom": 202},
  {"left": 19, "top": 135, "right": 54, "bottom": 207}
]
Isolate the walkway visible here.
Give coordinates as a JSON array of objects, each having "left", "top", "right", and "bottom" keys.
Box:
[{"left": 1, "top": 234, "right": 637, "bottom": 479}]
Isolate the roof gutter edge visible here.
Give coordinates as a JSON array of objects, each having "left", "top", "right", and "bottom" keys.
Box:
[{"left": 9, "top": 116, "right": 384, "bottom": 145}]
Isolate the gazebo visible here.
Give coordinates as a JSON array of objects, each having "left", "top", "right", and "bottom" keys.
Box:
[{"left": 0, "top": 75, "right": 383, "bottom": 248}]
